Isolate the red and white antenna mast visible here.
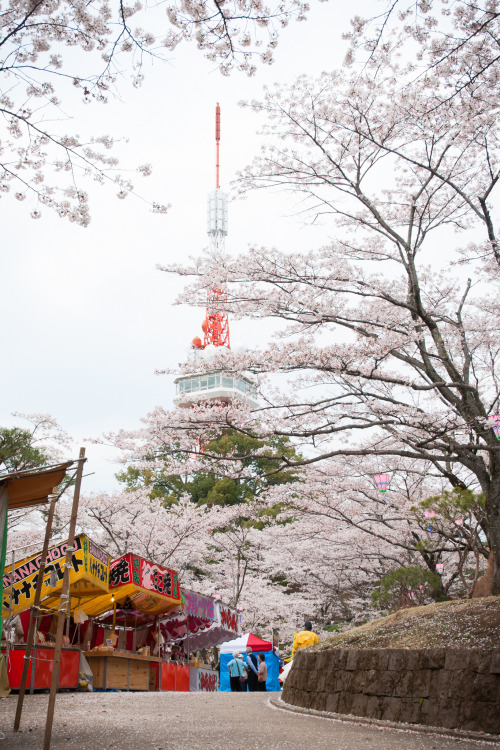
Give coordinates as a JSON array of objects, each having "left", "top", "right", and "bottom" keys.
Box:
[{"left": 192, "top": 103, "right": 230, "bottom": 351}]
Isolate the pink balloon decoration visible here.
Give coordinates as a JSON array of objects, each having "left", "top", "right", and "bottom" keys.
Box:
[{"left": 374, "top": 473, "right": 390, "bottom": 492}]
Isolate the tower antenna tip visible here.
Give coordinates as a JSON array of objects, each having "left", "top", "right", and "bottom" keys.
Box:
[{"left": 215, "top": 103, "right": 221, "bottom": 188}]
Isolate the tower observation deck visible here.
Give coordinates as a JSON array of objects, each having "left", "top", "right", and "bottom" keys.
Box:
[{"left": 173, "top": 104, "right": 257, "bottom": 410}]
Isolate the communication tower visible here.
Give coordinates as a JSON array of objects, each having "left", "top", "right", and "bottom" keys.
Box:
[{"left": 174, "top": 104, "right": 256, "bottom": 409}]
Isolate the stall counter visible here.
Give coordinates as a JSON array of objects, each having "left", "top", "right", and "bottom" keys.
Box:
[
  {"left": 85, "top": 650, "right": 161, "bottom": 691},
  {"left": 2, "top": 644, "right": 80, "bottom": 691}
]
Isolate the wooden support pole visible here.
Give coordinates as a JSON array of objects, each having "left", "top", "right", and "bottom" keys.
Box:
[
  {"left": 86, "top": 619, "right": 93, "bottom": 651},
  {"left": 14, "top": 489, "right": 59, "bottom": 732},
  {"left": 43, "top": 448, "right": 86, "bottom": 750},
  {"left": 65, "top": 598, "right": 71, "bottom": 640},
  {"left": 5, "top": 549, "right": 15, "bottom": 661},
  {"left": 0, "top": 487, "right": 8, "bottom": 643}
]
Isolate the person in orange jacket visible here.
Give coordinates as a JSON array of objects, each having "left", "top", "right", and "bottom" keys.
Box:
[{"left": 291, "top": 621, "right": 319, "bottom": 657}]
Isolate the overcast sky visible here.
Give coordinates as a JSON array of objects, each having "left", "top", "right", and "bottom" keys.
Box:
[{"left": 1, "top": 1, "right": 373, "bottom": 492}]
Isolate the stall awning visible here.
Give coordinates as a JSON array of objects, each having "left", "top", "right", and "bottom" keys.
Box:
[
  {"left": 2, "top": 534, "right": 110, "bottom": 618},
  {"left": 0, "top": 462, "right": 73, "bottom": 510},
  {"left": 81, "top": 553, "right": 182, "bottom": 619},
  {"left": 161, "top": 601, "right": 241, "bottom": 651}
]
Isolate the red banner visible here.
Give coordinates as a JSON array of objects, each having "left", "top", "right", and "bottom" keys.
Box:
[
  {"left": 109, "top": 554, "right": 180, "bottom": 601},
  {"left": 219, "top": 605, "right": 239, "bottom": 633}
]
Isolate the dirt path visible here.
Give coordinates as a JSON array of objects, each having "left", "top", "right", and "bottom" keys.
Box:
[{"left": 0, "top": 692, "right": 498, "bottom": 749}]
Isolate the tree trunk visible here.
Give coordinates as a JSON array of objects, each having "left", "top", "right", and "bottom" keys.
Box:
[
  {"left": 486, "top": 478, "right": 500, "bottom": 595},
  {"left": 489, "top": 523, "right": 500, "bottom": 595},
  {"left": 471, "top": 552, "right": 495, "bottom": 597}
]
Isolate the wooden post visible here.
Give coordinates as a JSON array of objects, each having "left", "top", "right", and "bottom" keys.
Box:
[
  {"left": 0, "top": 487, "right": 8, "bottom": 643},
  {"left": 65, "top": 599, "right": 71, "bottom": 638},
  {"left": 86, "top": 619, "right": 93, "bottom": 651},
  {"left": 14, "top": 489, "right": 59, "bottom": 731},
  {"left": 43, "top": 448, "right": 86, "bottom": 750},
  {"left": 6, "top": 550, "right": 14, "bottom": 654}
]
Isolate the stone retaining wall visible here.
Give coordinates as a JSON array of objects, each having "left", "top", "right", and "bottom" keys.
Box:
[{"left": 282, "top": 648, "right": 500, "bottom": 734}]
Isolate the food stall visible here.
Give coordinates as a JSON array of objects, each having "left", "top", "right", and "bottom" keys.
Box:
[
  {"left": 2, "top": 534, "right": 110, "bottom": 691},
  {"left": 82, "top": 553, "right": 182, "bottom": 691},
  {"left": 160, "top": 592, "right": 241, "bottom": 692}
]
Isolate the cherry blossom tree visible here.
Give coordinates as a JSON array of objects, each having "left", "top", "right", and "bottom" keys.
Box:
[
  {"left": 260, "top": 457, "right": 488, "bottom": 602},
  {"left": 0, "top": 0, "right": 310, "bottom": 223},
  {"left": 3, "top": 412, "right": 72, "bottom": 541},
  {"left": 78, "top": 490, "right": 225, "bottom": 578},
  {"left": 160, "top": 12, "right": 500, "bottom": 593},
  {"left": 32, "top": 0, "right": 498, "bottom": 628},
  {"left": 76, "top": 488, "right": 321, "bottom": 637},
  {"left": 347, "top": 0, "right": 500, "bottom": 115}
]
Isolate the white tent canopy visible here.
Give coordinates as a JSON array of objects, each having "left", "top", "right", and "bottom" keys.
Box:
[{"left": 219, "top": 632, "right": 273, "bottom": 654}]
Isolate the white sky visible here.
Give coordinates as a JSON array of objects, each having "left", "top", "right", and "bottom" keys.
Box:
[{"left": 1, "top": 1, "right": 374, "bottom": 491}]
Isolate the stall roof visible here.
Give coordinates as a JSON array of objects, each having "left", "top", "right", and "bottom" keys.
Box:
[
  {"left": 3, "top": 534, "right": 110, "bottom": 618},
  {"left": 80, "top": 553, "right": 182, "bottom": 619},
  {"left": 0, "top": 462, "right": 73, "bottom": 510}
]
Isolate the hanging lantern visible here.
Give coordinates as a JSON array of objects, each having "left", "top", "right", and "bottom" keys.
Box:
[
  {"left": 424, "top": 509, "right": 436, "bottom": 534},
  {"left": 374, "top": 473, "right": 390, "bottom": 492},
  {"left": 488, "top": 415, "right": 500, "bottom": 440},
  {"left": 435, "top": 563, "right": 444, "bottom": 577}
]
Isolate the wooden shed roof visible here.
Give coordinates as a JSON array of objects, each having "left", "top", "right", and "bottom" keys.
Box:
[{"left": 0, "top": 462, "right": 73, "bottom": 510}]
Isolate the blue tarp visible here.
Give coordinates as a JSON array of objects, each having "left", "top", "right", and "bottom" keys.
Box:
[{"left": 219, "top": 650, "right": 280, "bottom": 692}]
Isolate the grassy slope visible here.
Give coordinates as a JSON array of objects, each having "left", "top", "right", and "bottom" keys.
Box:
[{"left": 316, "top": 597, "right": 500, "bottom": 651}]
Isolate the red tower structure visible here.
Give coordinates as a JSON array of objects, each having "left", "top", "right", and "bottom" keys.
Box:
[
  {"left": 202, "top": 287, "right": 230, "bottom": 349},
  {"left": 191, "top": 103, "right": 230, "bottom": 351}
]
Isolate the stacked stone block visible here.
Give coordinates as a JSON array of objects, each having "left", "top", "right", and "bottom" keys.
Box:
[{"left": 282, "top": 648, "right": 500, "bottom": 734}]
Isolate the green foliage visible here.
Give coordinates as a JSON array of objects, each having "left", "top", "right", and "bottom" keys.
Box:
[
  {"left": 372, "top": 566, "right": 443, "bottom": 612},
  {"left": 195, "top": 432, "right": 302, "bottom": 505},
  {"left": 270, "top": 573, "right": 289, "bottom": 587},
  {"left": 117, "top": 430, "right": 303, "bottom": 509},
  {"left": 419, "top": 488, "right": 485, "bottom": 520},
  {"left": 115, "top": 466, "right": 188, "bottom": 505},
  {"left": 0, "top": 427, "right": 52, "bottom": 474},
  {"left": 324, "top": 622, "right": 344, "bottom": 633}
]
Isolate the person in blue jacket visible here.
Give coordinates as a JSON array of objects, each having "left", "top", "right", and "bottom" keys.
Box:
[{"left": 227, "top": 651, "right": 245, "bottom": 692}]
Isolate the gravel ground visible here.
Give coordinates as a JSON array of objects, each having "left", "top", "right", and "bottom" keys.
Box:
[{"left": 0, "top": 692, "right": 498, "bottom": 750}]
